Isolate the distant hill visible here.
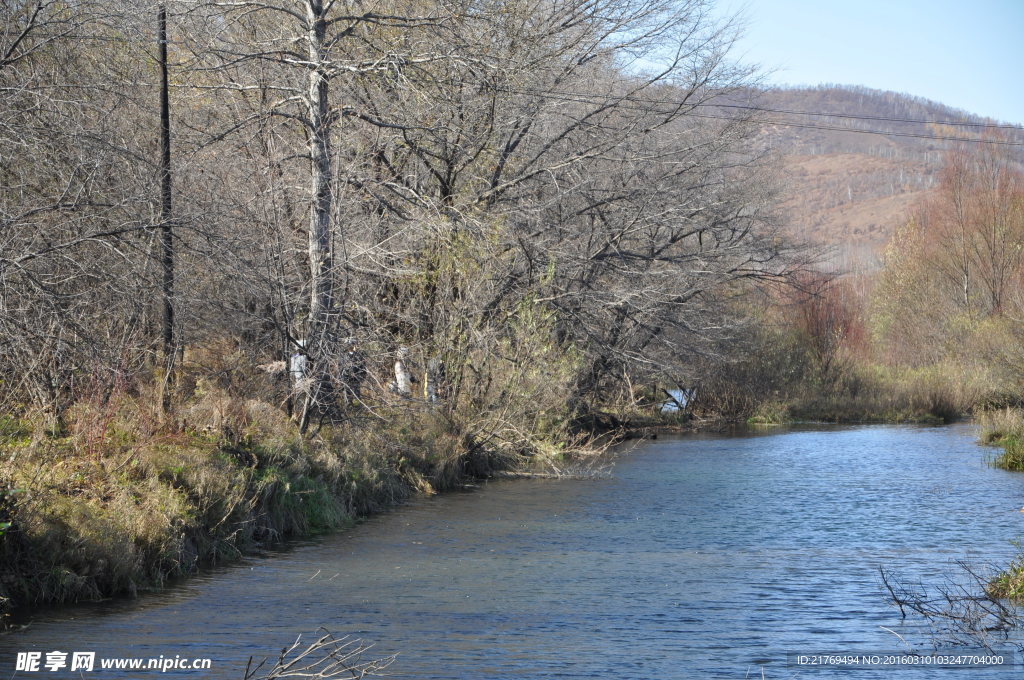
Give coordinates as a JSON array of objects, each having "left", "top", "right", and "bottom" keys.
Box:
[{"left": 730, "top": 85, "right": 1024, "bottom": 269}]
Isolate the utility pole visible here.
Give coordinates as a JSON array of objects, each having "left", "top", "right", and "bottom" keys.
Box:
[{"left": 158, "top": 3, "right": 175, "bottom": 407}]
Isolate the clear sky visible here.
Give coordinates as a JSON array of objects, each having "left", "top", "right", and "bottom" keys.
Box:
[{"left": 714, "top": 0, "right": 1024, "bottom": 125}]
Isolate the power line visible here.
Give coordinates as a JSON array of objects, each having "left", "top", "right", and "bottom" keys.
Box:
[
  {"left": 688, "top": 113, "right": 1024, "bottom": 146},
  {"left": 506, "top": 86, "right": 1023, "bottom": 130},
  {"left": 697, "top": 102, "right": 1022, "bottom": 130},
  {"left": 498, "top": 86, "right": 1024, "bottom": 146}
]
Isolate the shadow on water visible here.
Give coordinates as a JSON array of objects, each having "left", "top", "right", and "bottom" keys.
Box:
[
  {"left": 3, "top": 538, "right": 323, "bottom": 629},
  {"left": 2, "top": 423, "right": 1023, "bottom": 679}
]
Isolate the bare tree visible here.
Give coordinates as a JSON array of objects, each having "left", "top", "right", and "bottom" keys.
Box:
[
  {"left": 0, "top": 0, "right": 169, "bottom": 426},
  {"left": 1, "top": 0, "right": 807, "bottom": 443},
  {"left": 332, "top": 0, "right": 807, "bottom": 410},
  {"left": 180, "top": 0, "right": 456, "bottom": 429}
]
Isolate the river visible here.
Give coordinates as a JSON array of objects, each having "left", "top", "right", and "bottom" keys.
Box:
[{"left": 3, "top": 424, "right": 1024, "bottom": 678}]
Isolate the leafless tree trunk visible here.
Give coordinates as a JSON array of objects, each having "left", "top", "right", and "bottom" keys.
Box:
[{"left": 297, "top": 0, "right": 338, "bottom": 432}]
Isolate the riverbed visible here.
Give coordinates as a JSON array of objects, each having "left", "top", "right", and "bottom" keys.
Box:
[{"left": 3, "top": 424, "right": 1024, "bottom": 678}]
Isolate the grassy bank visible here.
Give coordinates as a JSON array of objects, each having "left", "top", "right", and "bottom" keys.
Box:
[
  {"left": 978, "top": 408, "right": 1024, "bottom": 471},
  {"left": 688, "top": 358, "right": 992, "bottom": 427},
  {"left": 0, "top": 381, "right": 551, "bottom": 621}
]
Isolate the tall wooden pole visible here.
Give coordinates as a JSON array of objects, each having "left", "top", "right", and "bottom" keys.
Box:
[{"left": 159, "top": 3, "right": 175, "bottom": 405}]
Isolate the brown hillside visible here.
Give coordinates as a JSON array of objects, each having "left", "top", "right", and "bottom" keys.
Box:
[
  {"left": 745, "top": 85, "right": 1024, "bottom": 269},
  {"left": 780, "top": 153, "right": 933, "bottom": 265}
]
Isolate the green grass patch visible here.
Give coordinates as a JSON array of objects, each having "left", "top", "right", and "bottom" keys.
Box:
[
  {"left": 988, "top": 549, "right": 1024, "bottom": 600},
  {"left": 0, "top": 416, "right": 30, "bottom": 446},
  {"left": 991, "top": 436, "right": 1024, "bottom": 471},
  {"left": 0, "top": 386, "right": 545, "bottom": 619}
]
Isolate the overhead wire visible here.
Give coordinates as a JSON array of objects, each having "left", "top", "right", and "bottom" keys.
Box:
[
  {"left": 688, "top": 113, "right": 1024, "bottom": 146},
  {"left": 703, "top": 102, "right": 1022, "bottom": 129},
  {"left": 491, "top": 86, "right": 1024, "bottom": 146}
]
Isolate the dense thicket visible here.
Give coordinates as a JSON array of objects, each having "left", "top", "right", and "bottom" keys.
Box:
[{"left": 1, "top": 0, "right": 803, "bottom": 436}]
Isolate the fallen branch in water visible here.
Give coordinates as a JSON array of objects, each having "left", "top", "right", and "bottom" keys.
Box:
[
  {"left": 879, "top": 563, "right": 1023, "bottom": 653},
  {"left": 243, "top": 629, "right": 395, "bottom": 680}
]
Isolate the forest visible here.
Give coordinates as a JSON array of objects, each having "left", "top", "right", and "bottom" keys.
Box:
[{"left": 2, "top": 0, "right": 1024, "bottom": 614}]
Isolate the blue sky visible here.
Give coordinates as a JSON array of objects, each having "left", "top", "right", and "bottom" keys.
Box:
[{"left": 714, "top": 0, "right": 1024, "bottom": 124}]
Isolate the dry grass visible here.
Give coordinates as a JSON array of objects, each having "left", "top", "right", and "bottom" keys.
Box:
[
  {"left": 978, "top": 407, "right": 1024, "bottom": 444},
  {"left": 0, "top": 307, "right": 612, "bottom": 620},
  {"left": 782, "top": 362, "right": 995, "bottom": 424},
  {"left": 0, "top": 395, "right": 521, "bottom": 617},
  {"left": 977, "top": 408, "right": 1024, "bottom": 471}
]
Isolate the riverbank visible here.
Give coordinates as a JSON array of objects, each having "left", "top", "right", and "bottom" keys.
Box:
[
  {"left": 0, "top": 389, "right": 576, "bottom": 623},
  {"left": 4, "top": 379, "right": 1022, "bottom": 623}
]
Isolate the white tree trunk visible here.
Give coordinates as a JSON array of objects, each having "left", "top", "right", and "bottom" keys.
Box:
[{"left": 300, "top": 0, "right": 335, "bottom": 432}]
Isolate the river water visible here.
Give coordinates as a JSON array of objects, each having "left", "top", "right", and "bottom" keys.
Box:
[{"left": 3, "top": 424, "right": 1024, "bottom": 678}]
